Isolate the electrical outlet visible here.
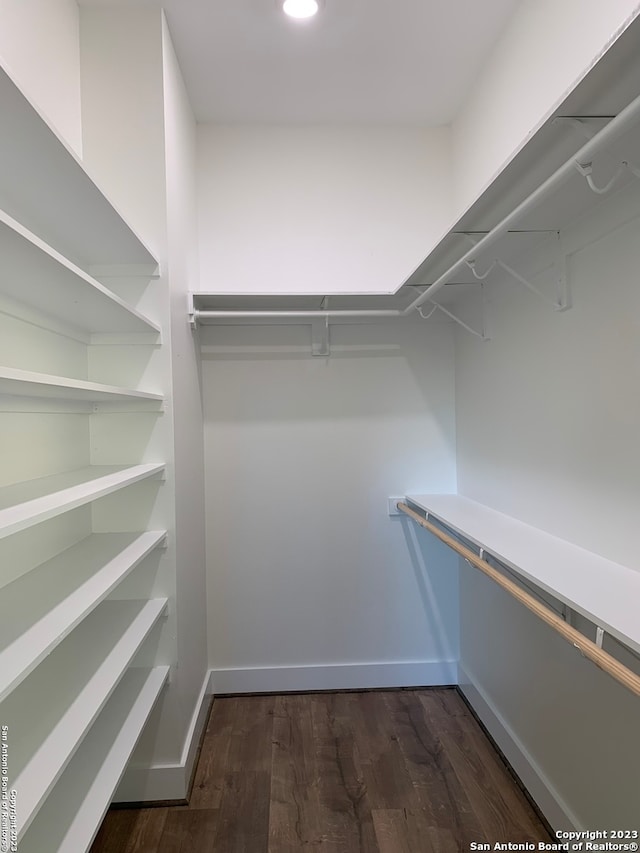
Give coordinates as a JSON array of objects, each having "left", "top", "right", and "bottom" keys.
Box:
[{"left": 388, "top": 497, "right": 405, "bottom": 516}]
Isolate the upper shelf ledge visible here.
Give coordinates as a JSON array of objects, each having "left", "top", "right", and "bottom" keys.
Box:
[
  {"left": 191, "top": 90, "right": 640, "bottom": 332},
  {"left": 405, "top": 494, "right": 640, "bottom": 657},
  {"left": 0, "top": 63, "right": 158, "bottom": 274},
  {"left": 190, "top": 16, "right": 640, "bottom": 335},
  {"left": 0, "top": 208, "right": 161, "bottom": 337}
]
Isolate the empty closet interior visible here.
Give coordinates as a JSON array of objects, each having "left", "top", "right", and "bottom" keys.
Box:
[{"left": 1, "top": 2, "right": 639, "bottom": 849}]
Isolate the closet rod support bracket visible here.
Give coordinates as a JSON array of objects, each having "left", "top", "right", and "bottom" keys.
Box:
[
  {"left": 311, "top": 316, "right": 330, "bottom": 357},
  {"left": 496, "top": 255, "right": 569, "bottom": 312},
  {"left": 556, "top": 117, "right": 640, "bottom": 184},
  {"left": 424, "top": 282, "right": 490, "bottom": 341},
  {"left": 463, "top": 232, "right": 568, "bottom": 312},
  {"left": 430, "top": 299, "right": 490, "bottom": 341},
  {"left": 188, "top": 293, "right": 198, "bottom": 330},
  {"left": 574, "top": 160, "right": 625, "bottom": 195}
]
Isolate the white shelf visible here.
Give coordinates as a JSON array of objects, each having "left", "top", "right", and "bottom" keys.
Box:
[
  {"left": 0, "top": 531, "right": 166, "bottom": 703},
  {"left": 401, "top": 22, "right": 640, "bottom": 297},
  {"left": 0, "top": 366, "right": 162, "bottom": 403},
  {"left": 0, "top": 64, "right": 157, "bottom": 273},
  {"left": 0, "top": 463, "right": 165, "bottom": 540},
  {"left": 189, "top": 21, "right": 640, "bottom": 330},
  {"left": 406, "top": 494, "right": 640, "bottom": 656},
  {"left": 0, "top": 209, "right": 160, "bottom": 338},
  {"left": 1, "top": 598, "right": 167, "bottom": 839},
  {"left": 19, "top": 666, "right": 169, "bottom": 853}
]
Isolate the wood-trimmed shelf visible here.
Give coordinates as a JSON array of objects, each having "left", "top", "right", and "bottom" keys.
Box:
[
  {"left": 18, "top": 666, "right": 169, "bottom": 853},
  {"left": 0, "top": 64, "right": 157, "bottom": 273},
  {"left": 3, "top": 598, "right": 168, "bottom": 839},
  {"left": 0, "top": 531, "right": 166, "bottom": 703},
  {"left": 406, "top": 494, "right": 640, "bottom": 656},
  {"left": 0, "top": 209, "right": 160, "bottom": 338},
  {"left": 0, "top": 463, "right": 165, "bottom": 540}
]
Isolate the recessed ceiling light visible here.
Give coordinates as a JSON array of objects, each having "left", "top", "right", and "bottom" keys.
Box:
[{"left": 282, "top": 0, "right": 320, "bottom": 19}]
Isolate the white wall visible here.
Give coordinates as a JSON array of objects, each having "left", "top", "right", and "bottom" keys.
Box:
[
  {"left": 80, "top": 7, "right": 208, "bottom": 800},
  {"left": 160, "top": 9, "right": 208, "bottom": 781},
  {"left": 0, "top": 0, "right": 82, "bottom": 155},
  {"left": 79, "top": 7, "right": 167, "bottom": 258},
  {"left": 454, "top": 180, "right": 640, "bottom": 828},
  {"left": 197, "top": 125, "right": 452, "bottom": 294},
  {"left": 202, "top": 321, "right": 460, "bottom": 693},
  {"left": 452, "top": 0, "right": 640, "bottom": 218}
]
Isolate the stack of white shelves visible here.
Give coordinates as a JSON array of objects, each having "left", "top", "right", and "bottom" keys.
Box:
[{"left": 0, "top": 63, "right": 170, "bottom": 852}]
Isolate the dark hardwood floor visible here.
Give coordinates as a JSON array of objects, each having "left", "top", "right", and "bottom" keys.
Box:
[{"left": 90, "top": 689, "right": 551, "bottom": 852}]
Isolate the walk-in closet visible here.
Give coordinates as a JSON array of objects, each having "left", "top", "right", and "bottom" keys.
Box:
[{"left": 1, "top": 1, "right": 639, "bottom": 850}]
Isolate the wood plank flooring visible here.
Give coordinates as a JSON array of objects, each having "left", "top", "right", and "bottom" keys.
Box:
[{"left": 90, "top": 689, "right": 551, "bottom": 853}]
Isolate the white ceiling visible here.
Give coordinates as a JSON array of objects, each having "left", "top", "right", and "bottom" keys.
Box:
[{"left": 77, "top": 0, "right": 522, "bottom": 125}]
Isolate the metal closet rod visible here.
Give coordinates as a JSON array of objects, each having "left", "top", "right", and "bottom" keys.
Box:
[
  {"left": 194, "top": 89, "right": 640, "bottom": 325},
  {"left": 397, "top": 502, "right": 640, "bottom": 700}
]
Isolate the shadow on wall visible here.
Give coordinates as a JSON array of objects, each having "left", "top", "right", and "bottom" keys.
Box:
[
  {"left": 399, "top": 516, "right": 460, "bottom": 665},
  {"left": 198, "top": 321, "right": 456, "bottom": 439},
  {"left": 202, "top": 319, "right": 459, "bottom": 672}
]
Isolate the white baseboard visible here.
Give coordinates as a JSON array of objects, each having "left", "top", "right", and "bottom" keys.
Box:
[
  {"left": 182, "top": 674, "right": 214, "bottom": 792},
  {"left": 113, "top": 658, "right": 581, "bottom": 828},
  {"left": 458, "top": 664, "right": 581, "bottom": 833},
  {"left": 208, "top": 659, "right": 458, "bottom": 695},
  {"left": 114, "top": 671, "right": 212, "bottom": 803}
]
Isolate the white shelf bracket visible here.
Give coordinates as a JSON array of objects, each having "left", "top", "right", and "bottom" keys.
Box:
[
  {"left": 188, "top": 293, "right": 197, "bottom": 330},
  {"left": 466, "top": 259, "right": 497, "bottom": 281},
  {"left": 464, "top": 232, "right": 568, "bottom": 312},
  {"left": 596, "top": 626, "right": 605, "bottom": 648},
  {"left": 574, "top": 160, "right": 625, "bottom": 195},
  {"left": 417, "top": 303, "right": 438, "bottom": 320},
  {"left": 498, "top": 257, "right": 567, "bottom": 311},
  {"left": 622, "top": 159, "right": 640, "bottom": 180},
  {"left": 425, "top": 284, "right": 490, "bottom": 341},
  {"left": 432, "top": 302, "right": 487, "bottom": 340},
  {"left": 554, "top": 116, "right": 613, "bottom": 142},
  {"left": 552, "top": 232, "right": 571, "bottom": 311},
  {"left": 311, "top": 315, "right": 330, "bottom": 357},
  {"left": 557, "top": 117, "right": 640, "bottom": 185}
]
